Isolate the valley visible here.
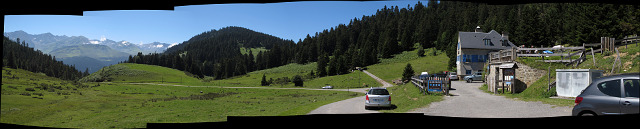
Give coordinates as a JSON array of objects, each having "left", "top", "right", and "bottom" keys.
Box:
[{"left": 3, "top": 1, "right": 639, "bottom": 128}]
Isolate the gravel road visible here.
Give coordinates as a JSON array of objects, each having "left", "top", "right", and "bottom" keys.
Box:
[
  {"left": 408, "top": 81, "right": 573, "bottom": 118},
  {"left": 307, "top": 70, "right": 393, "bottom": 114}
]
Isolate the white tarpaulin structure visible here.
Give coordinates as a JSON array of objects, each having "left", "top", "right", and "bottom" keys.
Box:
[{"left": 556, "top": 69, "right": 603, "bottom": 97}]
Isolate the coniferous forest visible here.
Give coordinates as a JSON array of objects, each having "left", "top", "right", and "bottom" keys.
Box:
[
  {"left": 2, "top": 36, "right": 84, "bottom": 80},
  {"left": 127, "top": 1, "right": 639, "bottom": 80}
]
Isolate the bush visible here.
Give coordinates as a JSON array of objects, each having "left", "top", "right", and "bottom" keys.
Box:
[
  {"left": 261, "top": 74, "right": 269, "bottom": 86},
  {"left": 25, "top": 88, "right": 35, "bottom": 91},
  {"left": 417, "top": 46, "right": 425, "bottom": 57},
  {"left": 293, "top": 75, "right": 304, "bottom": 87}
]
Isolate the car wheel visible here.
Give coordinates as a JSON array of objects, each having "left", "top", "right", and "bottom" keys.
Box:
[{"left": 579, "top": 111, "right": 597, "bottom": 116}]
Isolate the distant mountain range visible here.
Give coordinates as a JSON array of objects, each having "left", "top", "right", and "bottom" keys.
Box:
[{"left": 3, "top": 30, "right": 176, "bottom": 73}]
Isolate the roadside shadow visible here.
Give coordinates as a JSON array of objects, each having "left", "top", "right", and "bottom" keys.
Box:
[{"left": 368, "top": 104, "right": 398, "bottom": 110}]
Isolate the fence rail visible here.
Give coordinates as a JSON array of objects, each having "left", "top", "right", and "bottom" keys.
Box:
[{"left": 410, "top": 76, "right": 450, "bottom": 96}]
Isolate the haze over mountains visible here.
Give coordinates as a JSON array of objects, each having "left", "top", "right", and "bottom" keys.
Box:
[{"left": 3, "top": 30, "right": 175, "bottom": 73}]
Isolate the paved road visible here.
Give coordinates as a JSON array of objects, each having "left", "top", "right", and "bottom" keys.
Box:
[
  {"left": 408, "top": 81, "right": 573, "bottom": 118},
  {"left": 307, "top": 70, "right": 393, "bottom": 114}
]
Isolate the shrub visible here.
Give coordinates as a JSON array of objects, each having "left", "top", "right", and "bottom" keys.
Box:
[
  {"left": 293, "top": 75, "right": 304, "bottom": 87},
  {"left": 25, "top": 88, "right": 35, "bottom": 91}
]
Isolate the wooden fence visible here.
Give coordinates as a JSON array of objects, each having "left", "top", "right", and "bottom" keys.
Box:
[
  {"left": 489, "top": 35, "right": 639, "bottom": 66},
  {"left": 410, "top": 76, "right": 450, "bottom": 96}
]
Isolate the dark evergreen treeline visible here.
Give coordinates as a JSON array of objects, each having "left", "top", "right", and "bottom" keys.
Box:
[
  {"left": 127, "top": 26, "right": 297, "bottom": 79},
  {"left": 296, "top": 1, "right": 639, "bottom": 72},
  {"left": 128, "top": 1, "right": 639, "bottom": 80},
  {"left": 3, "top": 36, "right": 84, "bottom": 80}
]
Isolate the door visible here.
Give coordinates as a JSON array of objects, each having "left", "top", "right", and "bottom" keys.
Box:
[
  {"left": 621, "top": 79, "right": 639, "bottom": 114},
  {"left": 594, "top": 79, "right": 622, "bottom": 115}
]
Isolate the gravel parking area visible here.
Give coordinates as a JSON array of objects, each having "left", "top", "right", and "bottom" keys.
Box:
[{"left": 408, "top": 81, "right": 573, "bottom": 118}]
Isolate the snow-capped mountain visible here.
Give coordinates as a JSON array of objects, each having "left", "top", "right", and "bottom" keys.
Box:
[
  {"left": 3, "top": 30, "right": 176, "bottom": 73},
  {"left": 138, "top": 42, "right": 171, "bottom": 54},
  {"left": 87, "top": 38, "right": 141, "bottom": 55}
]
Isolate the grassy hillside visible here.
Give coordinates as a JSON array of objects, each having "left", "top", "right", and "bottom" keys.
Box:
[
  {"left": 80, "top": 63, "right": 204, "bottom": 85},
  {"left": 367, "top": 48, "right": 450, "bottom": 82},
  {"left": 2, "top": 67, "right": 356, "bottom": 128},
  {"left": 209, "top": 62, "right": 381, "bottom": 89}
]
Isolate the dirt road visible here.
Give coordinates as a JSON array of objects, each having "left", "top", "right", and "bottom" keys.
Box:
[{"left": 307, "top": 70, "right": 393, "bottom": 114}]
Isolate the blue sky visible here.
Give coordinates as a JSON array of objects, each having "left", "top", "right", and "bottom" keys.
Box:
[{"left": 4, "top": 1, "right": 425, "bottom": 45}]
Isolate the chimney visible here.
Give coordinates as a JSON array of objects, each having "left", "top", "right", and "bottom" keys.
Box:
[
  {"left": 475, "top": 26, "right": 483, "bottom": 33},
  {"left": 501, "top": 31, "right": 509, "bottom": 41}
]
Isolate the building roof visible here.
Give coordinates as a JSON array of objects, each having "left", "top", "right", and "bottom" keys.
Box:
[
  {"left": 458, "top": 30, "right": 516, "bottom": 50},
  {"left": 499, "top": 63, "right": 518, "bottom": 69}
]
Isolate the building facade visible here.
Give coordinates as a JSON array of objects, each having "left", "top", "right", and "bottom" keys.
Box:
[{"left": 456, "top": 26, "right": 516, "bottom": 78}]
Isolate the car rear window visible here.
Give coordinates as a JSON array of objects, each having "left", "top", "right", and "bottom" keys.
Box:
[
  {"left": 368, "top": 89, "right": 389, "bottom": 95},
  {"left": 597, "top": 79, "right": 621, "bottom": 97}
]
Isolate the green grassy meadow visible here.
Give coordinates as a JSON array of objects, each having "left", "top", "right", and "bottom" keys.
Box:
[
  {"left": 367, "top": 48, "right": 450, "bottom": 82},
  {"left": 2, "top": 67, "right": 356, "bottom": 128},
  {"left": 209, "top": 62, "right": 381, "bottom": 89},
  {"left": 80, "top": 63, "right": 204, "bottom": 85},
  {"left": 1, "top": 47, "right": 456, "bottom": 128}
]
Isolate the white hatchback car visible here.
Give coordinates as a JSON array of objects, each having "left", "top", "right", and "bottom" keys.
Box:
[{"left": 365, "top": 87, "right": 391, "bottom": 110}]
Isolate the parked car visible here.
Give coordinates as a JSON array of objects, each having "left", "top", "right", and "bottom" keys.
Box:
[
  {"left": 432, "top": 73, "right": 447, "bottom": 79},
  {"left": 322, "top": 86, "right": 333, "bottom": 89},
  {"left": 418, "top": 72, "right": 429, "bottom": 80},
  {"left": 365, "top": 87, "right": 391, "bottom": 110},
  {"left": 449, "top": 72, "right": 458, "bottom": 80},
  {"left": 463, "top": 72, "right": 483, "bottom": 83},
  {"left": 572, "top": 73, "right": 639, "bottom": 116}
]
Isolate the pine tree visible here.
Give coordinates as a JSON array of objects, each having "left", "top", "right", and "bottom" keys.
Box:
[
  {"left": 83, "top": 68, "right": 90, "bottom": 77},
  {"left": 417, "top": 45, "right": 425, "bottom": 57},
  {"left": 261, "top": 74, "right": 268, "bottom": 86},
  {"left": 402, "top": 63, "right": 415, "bottom": 82},
  {"left": 7, "top": 51, "right": 17, "bottom": 69}
]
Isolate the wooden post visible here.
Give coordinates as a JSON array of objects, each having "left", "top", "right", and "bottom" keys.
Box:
[
  {"left": 446, "top": 76, "right": 450, "bottom": 96},
  {"left": 601, "top": 37, "right": 605, "bottom": 53},
  {"left": 547, "top": 66, "right": 551, "bottom": 92},
  {"left": 591, "top": 47, "right": 596, "bottom": 67},
  {"left": 611, "top": 38, "right": 615, "bottom": 52},
  {"left": 502, "top": 69, "right": 505, "bottom": 94},
  {"left": 616, "top": 48, "right": 621, "bottom": 73},
  {"left": 494, "top": 67, "right": 499, "bottom": 94},
  {"left": 512, "top": 68, "right": 516, "bottom": 94},
  {"left": 611, "top": 48, "right": 619, "bottom": 74}
]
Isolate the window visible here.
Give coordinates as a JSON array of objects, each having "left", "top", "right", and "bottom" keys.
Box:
[
  {"left": 624, "top": 79, "right": 639, "bottom": 98},
  {"left": 478, "top": 55, "right": 486, "bottom": 62},
  {"left": 597, "top": 79, "right": 621, "bottom": 97},
  {"left": 484, "top": 39, "right": 492, "bottom": 46},
  {"left": 368, "top": 89, "right": 389, "bottom": 95},
  {"left": 464, "top": 55, "right": 471, "bottom": 62},
  {"left": 471, "top": 55, "right": 478, "bottom": 62},
  {"left": 466, "top": 70, "right": 471, "bottom": 75}
]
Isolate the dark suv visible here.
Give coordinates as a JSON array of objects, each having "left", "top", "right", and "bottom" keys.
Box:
[{"left": 572, "top": 73, "right": 639, "bottom": 116}]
